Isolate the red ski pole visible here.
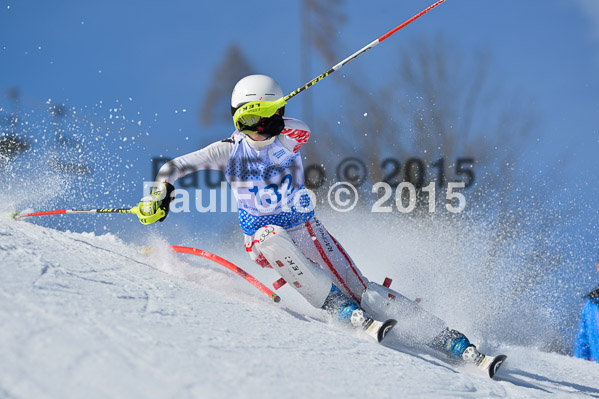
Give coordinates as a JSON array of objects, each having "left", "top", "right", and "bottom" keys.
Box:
[
  {"left": 234, "top": 0, "right": 447, "bottom": 121},
  {"left": 171, "top": 246, "right": 281, "bottom": 303},
  {"left": 283, "top": 0, "right": 446, "bottom": 101},
  {"left": 12, "top": 208, "right": 134, "bottom": 219}
]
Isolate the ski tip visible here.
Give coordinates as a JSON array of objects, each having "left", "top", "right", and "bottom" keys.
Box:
[
  {"left": 377, "top": 319, "right": 397, "bottom": 343},
  {"left": 488, "top": 354, "right": 507, "bottom": 379},
  {"left": 10, "top": 210, "right": 21, "bottom": 220}
]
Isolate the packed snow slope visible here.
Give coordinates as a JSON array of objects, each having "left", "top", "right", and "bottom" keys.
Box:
[{"left": 1, "top": 213, "right": 599, "bottom": 399}]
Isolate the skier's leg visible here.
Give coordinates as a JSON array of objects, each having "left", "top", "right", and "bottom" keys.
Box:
[
  {"left": 431, "top": 327, "right": 505, "bottom": 378},
  {"left": 430, "top": 327, "right": 473, "bottom": 359},
  {"left": 361, "top": 281, "right": 481, "bottom": 361},
  {"left": 285, "top": 218, "right": 450, "bottom": 346},
  {"left": 286, "top": 217, "right": 369, "bottom": 304},
  {"left": 244, "top": 233, "right": 273, "bottom": 269},
  {"left": 360, "top": 281, "right": 447, "bottom": 344},
  {"left": 253, "top": 225, "right": 333, "bottom": 308},
  {"left": 252, "top": 225, "right": 373, "bottom": 327},
  {"left": 281, "top": 218, "right": 401, "bottom": 335},
  {"left": 282, "top": 218, "right": 476, "bottom": 358}
]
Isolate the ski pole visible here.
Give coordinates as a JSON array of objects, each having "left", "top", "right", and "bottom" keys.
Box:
[
  {"left": 285, "top": 0, "right": 446, "bottom": 101},
  {"left": 11, "top": 205, "right": 163, "bottom": 224},
  {"left": 12, "top": 208, "right": 135, "bottom": 219},
  {"left": 171, "top": 246, "right": 281, "bottom": 303},
  {"left": 234, "top": 0, "right": 446, "bottom": 122}
]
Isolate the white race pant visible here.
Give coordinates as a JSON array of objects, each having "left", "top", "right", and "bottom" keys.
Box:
[
  {"left": 245, "top": 217, "right": 448, "bottom": 345},
  {"left": 246, "top": 217, "right": 369, "bottom": 305}
]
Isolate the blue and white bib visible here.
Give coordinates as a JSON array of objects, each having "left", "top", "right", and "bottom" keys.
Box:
[{"left": 224, "top": 134, "right": 314, "bottom": 235}]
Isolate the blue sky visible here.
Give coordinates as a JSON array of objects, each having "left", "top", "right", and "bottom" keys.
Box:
[
  {"left": 2, "top": 0, "right": 597, "bottom": 161},
  {"left": 1, "top": 0, "right": 598, "bottom": 266}
]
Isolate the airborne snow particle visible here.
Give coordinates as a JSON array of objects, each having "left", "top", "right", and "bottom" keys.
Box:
[{"left": 363, "top": 112, "right": 368, "bottom": 117}]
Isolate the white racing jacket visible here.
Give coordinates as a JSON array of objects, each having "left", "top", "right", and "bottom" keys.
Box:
[{"left": 155, "top": 118, "right": 313, "bottom": 234}]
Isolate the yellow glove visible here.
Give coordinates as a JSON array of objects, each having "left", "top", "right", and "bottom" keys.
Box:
[{"left": 133, "top": 182, "right": 175, "bottom": 225}]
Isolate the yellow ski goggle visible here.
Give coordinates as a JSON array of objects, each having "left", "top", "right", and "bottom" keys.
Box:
[{"left": 233, "top": 98, "right": 287, "bottom": 134}]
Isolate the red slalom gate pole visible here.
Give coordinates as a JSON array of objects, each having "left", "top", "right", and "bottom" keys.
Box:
[
  {"left": 12, "top": 209, "right": 281, "bottom": 303},
  {"left": 171, "top": 246, "right": 281, "bottom": 303}
]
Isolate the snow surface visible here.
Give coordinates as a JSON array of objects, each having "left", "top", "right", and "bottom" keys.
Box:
[{"left": 2, "top": 213, "right": 599, "bottom": 399}]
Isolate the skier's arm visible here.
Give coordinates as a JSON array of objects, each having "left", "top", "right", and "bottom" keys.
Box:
[
  {"left": 278, "top": 118, "right": 311, "bottom": 153},
  {"left": 135, "top": 139, "right": 233, "bottom": 225},
  {"left": 155, "top": 139, "right": 233, "bottom": 184}
]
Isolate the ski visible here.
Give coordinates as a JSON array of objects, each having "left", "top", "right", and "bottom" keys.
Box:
[
  {"left": 461, "top": 344, "right": 507, "bottom": 379},
  {"left": 485, "top": 354, "right": 508, "bottom": 379},
  {"left": 362, "top": 318, "right": 398, "bottom": 343},
  {"left": 465, "top": 352, "right": 507, "bottom": 379}
]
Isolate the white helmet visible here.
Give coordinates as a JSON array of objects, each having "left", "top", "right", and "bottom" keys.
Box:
[{"left": 230, "top": 74, "right": 285, "bottom": 116}]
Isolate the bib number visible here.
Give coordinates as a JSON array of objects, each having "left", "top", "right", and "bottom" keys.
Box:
[{"left": 249, "top": 174, "right": 295, "bottom": 207}]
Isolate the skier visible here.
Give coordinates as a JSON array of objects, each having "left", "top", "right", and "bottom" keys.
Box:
[
  {"left": 574, "top": 258, "right": 599, "bottom": 362},
  {"left": 136, "top": 74, "right": 504, "bottom": 377}
]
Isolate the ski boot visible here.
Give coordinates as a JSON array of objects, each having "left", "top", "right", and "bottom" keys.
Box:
[
  {"left": 322, "top": 285, "right": 397, "bottom": 343},
  {"left": 432, "top": 328, "right": 507, "bottom": 379},
  {"left": 461, "top": 344, "right": 507, "bottom": 379}
]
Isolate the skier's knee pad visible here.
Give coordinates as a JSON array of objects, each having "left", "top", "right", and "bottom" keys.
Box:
[
  {"left": 254, "top": 225, "right": 333, "bottom": 308},
  {"left": 360, "top": 282, "right": 446, "bottom": 343}
]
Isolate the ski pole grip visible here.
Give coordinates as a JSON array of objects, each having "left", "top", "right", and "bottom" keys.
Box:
[{"left": 131, "top": 205, "right": 166, "bottom": 225}]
